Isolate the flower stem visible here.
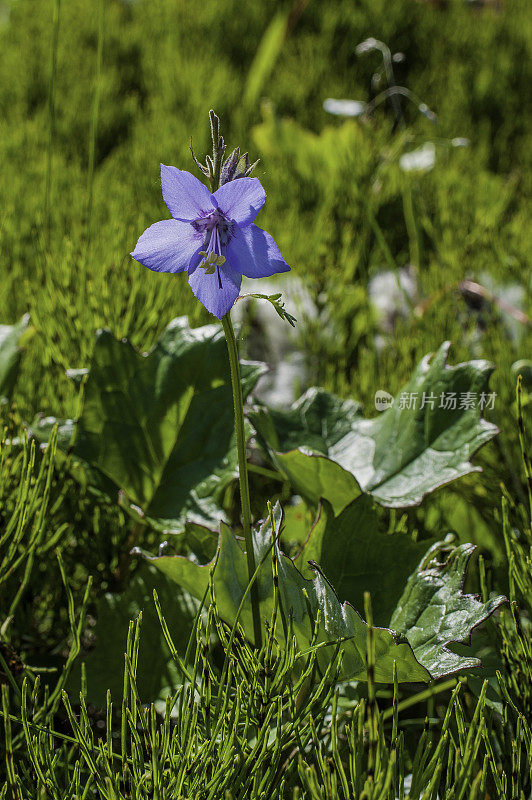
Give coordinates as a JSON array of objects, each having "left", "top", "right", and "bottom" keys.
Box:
[{"left": 221, "top": 312, "right": 262, "bottom": 650}]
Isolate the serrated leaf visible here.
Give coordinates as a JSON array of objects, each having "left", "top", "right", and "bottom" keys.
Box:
[
  {"left": 390, "top": 540, "right": 506, "bottom": 678},
  {"left": 69, "top": 564, "right": 198, "bottom": 706},
  {"left": 0, "top": 315, "right": 31, "bottom": 401},
  {"left": 142, "top": 504, "right": 431, "bottom": 684},
  {"left": 250, "top": 343, "right": 498, "bottom": 511},
  {"left": 294, "top": 496, "right": 436, "bottom": 626},
  {"left": 31, "top": 317, "right": 266, "bottom": 531}
]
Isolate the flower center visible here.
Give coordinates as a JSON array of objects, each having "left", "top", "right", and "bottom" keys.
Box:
[{"left": 192, "top": 210, "right": 233, "bottom": 275}]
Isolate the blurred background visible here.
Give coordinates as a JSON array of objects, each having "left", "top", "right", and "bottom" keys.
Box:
[{"left": 0, "top": 0, "right": 531, "bottom": 567}]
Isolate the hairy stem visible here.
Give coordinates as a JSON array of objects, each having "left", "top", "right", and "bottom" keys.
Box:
[{"left": 222, "top": 312, "right": 262, "bottom": 649}]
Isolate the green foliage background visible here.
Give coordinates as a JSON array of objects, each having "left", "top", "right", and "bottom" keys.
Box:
[
  {"left": 1, "top": 0, "right": 530, "bottom": 410},
  {"left": 1, "top": 0, "right": 530, "bottom": 559}
]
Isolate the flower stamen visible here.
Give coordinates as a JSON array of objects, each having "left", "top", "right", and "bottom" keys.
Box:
[{"left": 197, "top": 218, "right": 227, "bottom": 277}]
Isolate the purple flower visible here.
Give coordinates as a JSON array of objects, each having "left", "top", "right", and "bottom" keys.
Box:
[{"left": 131, "top": 166, "right": 290, "bottom": 319}]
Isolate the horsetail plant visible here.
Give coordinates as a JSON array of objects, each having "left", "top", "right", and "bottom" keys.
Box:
[{"left": 3, "top": 579, "right": 530, "bottom": 798}]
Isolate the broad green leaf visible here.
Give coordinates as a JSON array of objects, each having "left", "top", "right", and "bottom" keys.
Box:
[
  {"left": 390, "top": 540, "right": 505, "bottom": 678},
  {"left": 69, "top": 564, "right": 198, "bottom": 705},
  {"left": 250, "top": 343, "right": 498, "bottom": 511},
  {"left": 0, "top": 315, "right": 32, "bottom": 400},
  {"left": 250, "top": 388, "right": 364, "bottom": 512},
  {"left": 30, "top": 415, "right": 121, "bottom": 504},
  {"left": 182, "top": 519, "right": 219, "bottom": 564},
  {"left": 31, "top": 317, "right": 266, "bottom": 531},
  {"left": 142, "top": 504, "right": 431, "bottom": 684},
  {"left": 282, "top": 497, "right": 318, "bottom": 546},
  {"left": 452, "top": 629, "right": 504, "bottom": 713},
  {"left": 294, "top": 497, "right": 436, "bottom": 626}
]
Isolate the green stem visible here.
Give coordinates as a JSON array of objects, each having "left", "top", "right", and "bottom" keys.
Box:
[
  {"left": 381, "top": 677, "right": 458, "bottom": 721},
  {"left": 247, "top": 462, "right": 284, "bottom": 482},
  {"left": 86, "top": 0, "right": 104, "bottom": 248},
  {"left": 355, "top": 184, "right": 414, "bottom": 313},
  {"left": 402, "top": 181, "right": 421, "bottom": 270},
  {"left": 45, "top": 0, "right": 61, "bottom": 240},
  {"left": 221, "top": 312, "right": 262, "bottom": 650}
]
